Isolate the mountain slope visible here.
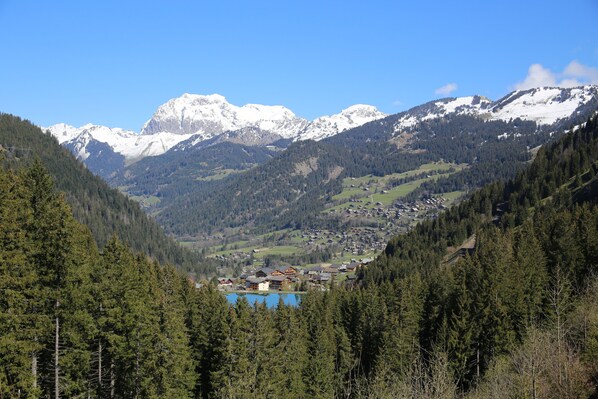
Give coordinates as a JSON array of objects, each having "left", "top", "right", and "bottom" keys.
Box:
[
  {"left": 151, "top": 86, "right": 598, "bottom": 238},
  {"left": 0, "top": 113, "right": 213, "bottom": 275},
  {"left": 115, "top": 140, "right": 285, "bottom": 201},
  {"left": 353, "top": 113, "right": 598, "bottom": 395}
]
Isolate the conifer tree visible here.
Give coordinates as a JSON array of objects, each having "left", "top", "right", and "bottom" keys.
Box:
[
  {"left": 273, "top": 300, "right": 308, "bottom": 398},
  {"left": 154, "top": 264, "right": 195, "bottom": 398},
  {"left": 448, "top": 256, "right": 478, "bottom": 387},
  {"left": 0, "top": 168, "right": 42, "bottom": 397},
  {"left": 300, "top": 292, "right": 336, "bottom": 399}
]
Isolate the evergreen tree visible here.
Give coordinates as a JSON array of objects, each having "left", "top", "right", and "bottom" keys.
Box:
[
  {"left": 0, "top": 168, "right": 43, "bottom": 397},
  {"left": 154, "top": 264, "right": 195, "bottom": 397}
]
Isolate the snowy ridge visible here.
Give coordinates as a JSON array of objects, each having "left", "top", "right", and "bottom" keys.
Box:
[
  {"left": 45, "top": 123, "right": 193, "bottom": 162},
  {"left": 395, "top": 95, "right": 492, "bottom": 130},
  {"left": 394, "top": 86, "right": 598, "bottom": 133},
  {"left": 488, "top": 86, "right": 598, "bottom": 125},
  {"left": 298, "top": 105, "right": 387, "bottom": 141},
  {"left": 46, "top": 94, "right": 386, "bottom": 163},
  {"left": 46, "top": 86, "right": 597, "bottom": 166},
  {"left": 140, "top": 93, "right": 385, "bottom": 142}
]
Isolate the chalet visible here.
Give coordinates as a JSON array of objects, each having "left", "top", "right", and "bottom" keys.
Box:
[
  {"left": 278, "top": 265, "right": 299, "bottom": 276},
  {"left": 271, "top": 269, "right": 284, "bottom": 276},
  {"left": 256, "top": 268, "right": 275, "bottom": 278},
  {"left": 305, "top": 266, "right": 324, "bottom": 276},
  {"left": 323, "top": 265, "right": 340, "bottom": 275},
  {"left": 267, "top": 275, "right": 291, "bottom": 291},
  {"left": 246, "top": 277, "right": 269, "bottom": 291},
  {"left": 346, "top": 262, "right": 361, "bottom": 272},
  {"left": 313, "top": 272, "right": 331, "bottom": 284},
  {"left": 445, "top": 235, "right": 476, "bottom": 265},
  {"left": 218, "top": 278, "right": 234, "bottom": 286}
]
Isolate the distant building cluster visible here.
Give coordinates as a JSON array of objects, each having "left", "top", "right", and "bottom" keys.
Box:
[{"left": 214, "top": 258, "right": 375, "bottom": 292}]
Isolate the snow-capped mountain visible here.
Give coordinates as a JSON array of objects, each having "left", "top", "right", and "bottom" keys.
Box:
[
  {"left": 488, "top": 86, "right": 598, "bottom": 125},
  {"left": 141, "top": 93, "right": 310, "bottom": 140},
  {"left": 394, "top": 86, "right": 598, "bottom": 133},
  {"left": 45, "top": 123, "right": 194, "bottom": 163},
  {"left": 46, "top": 85, "right": 598, "bottom": 179},
  {"left": 298, "top": 105, "right": 387, "bottom": 141},
  {"left": 140, "top": 93, "right": 386, "bottom": 142},
  {"left": 46, "top": 94, "right": 386, "bottom": 168}
]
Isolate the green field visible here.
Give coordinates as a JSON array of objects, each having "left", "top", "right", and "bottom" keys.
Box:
[
  {"left": 438, "top": 190, "right": 466, "bottom": 204},
  {"left": 332, "top": 161, "right": 465, "bottom": 202},
  {"left": 326, "top": 172, "right": 457, "bottom": 213},
  {"left": 210, "top": 244, "right": 304, "bottom": 258}
]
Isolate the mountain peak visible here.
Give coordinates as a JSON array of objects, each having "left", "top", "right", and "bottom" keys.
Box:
[
  {"left": 340, "top": 104, "right": 381, "bottom": 115},
  {"left": 297, "top": 105, "right": 387, "bottom": 141},
  {"left": 178, "top": 93, "right": 228, "bottom": 104},
  {"left": 140, "top": 93, "right": 305, "bottom": 138}
]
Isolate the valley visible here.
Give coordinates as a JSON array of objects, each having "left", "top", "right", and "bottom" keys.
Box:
[
  {"left": 41, "top": 86, "right": 598, "bottom": 284},
  {"left": 5, "top": 2, "right": 598, "bottom": 397},
  {"left": 193, "top": 161, "right": 467, "bottom": 279}
]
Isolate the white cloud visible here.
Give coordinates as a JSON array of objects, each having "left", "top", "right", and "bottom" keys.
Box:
[
  {"left": 392, "top": 100, "right": 404, "bottom": 107},
  {"left": 563, "top": 60, "right": 598, "bottom": 83},
  {"left": 514, "top": 61, "right": 598, "bottom": 90},
  {"left": 435, "top": 83, "right": 458, "bottom": 96}
]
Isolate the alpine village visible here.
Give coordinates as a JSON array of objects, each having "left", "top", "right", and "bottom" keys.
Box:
[{"left": 2, "top": 3, "right": 598, "bottom": 398}]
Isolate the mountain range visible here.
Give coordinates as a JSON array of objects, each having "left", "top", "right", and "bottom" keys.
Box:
[
  {"left": 46, "top": 87, "right": 597, "bottom": 174},
  {"left": 45, "top": 86, "right": 598, "bottom": 241},
  {"left": 44, "top": 94, "right": 387, "bottom": 174}
]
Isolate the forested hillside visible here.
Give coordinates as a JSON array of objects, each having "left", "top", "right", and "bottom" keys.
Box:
[
  {"left": 156, "top": 112, "right": 561, "bottom": 237},
  {"left": 112, "top": 140, "right": 285, "bottom": 201},
  {"left": 0, "top": 162, "right": 196, "bottom": 397},
  {"left": 2, "top": 114, "right": 597, "bottom": 398},
  {"left": 0, "top": 113, "right": 213, "bottom": 275}
]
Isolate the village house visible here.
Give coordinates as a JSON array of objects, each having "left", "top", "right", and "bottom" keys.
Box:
[
  {"left": 278, "top": 265, "right": 299, "bottom": 276},
  {"left": 323, "top": 265, "right": 340, "bottom": 275},
  {"left": 313, "top": 272, "right": 331, "bottom": 284},
  {"left": 304, "top": 266, "right": 324, "bottom": 276},
  {"left": 218, "top": 278, "right": 234, "bottom": 287},
  {"left": 345, "top": 262, "right": 361, "bottom": 272},
  {"left": 267, "top": 275, "right": 292, "bottom": 291},
  {"left": 246, "top": 277, "right": 269, "bottom": 291},
  {"left": 255, "top": 267, "right": 274, "bottom": 278}
]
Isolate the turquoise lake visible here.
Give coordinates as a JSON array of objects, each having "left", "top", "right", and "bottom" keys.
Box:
[{"left": 225, "top": 293, "right": 302, "bottom": 308}]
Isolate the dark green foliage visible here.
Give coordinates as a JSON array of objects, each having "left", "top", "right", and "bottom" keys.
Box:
[
  {"left": 0, "top": 113, "right": 214, "bottom": 276},
  {"left": 359, "top": 114, "right": 598, "bottom": 391},
  {"left": 111, "top": 140, "right": 281, "bottom": 199},
  {"left": 0, "top": 162, "right": 196, "bottom": 398}
]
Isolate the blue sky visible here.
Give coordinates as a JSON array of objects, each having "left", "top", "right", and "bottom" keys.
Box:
[{"left": 1, "top": 0, "right": 598, "bottom": 131}]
